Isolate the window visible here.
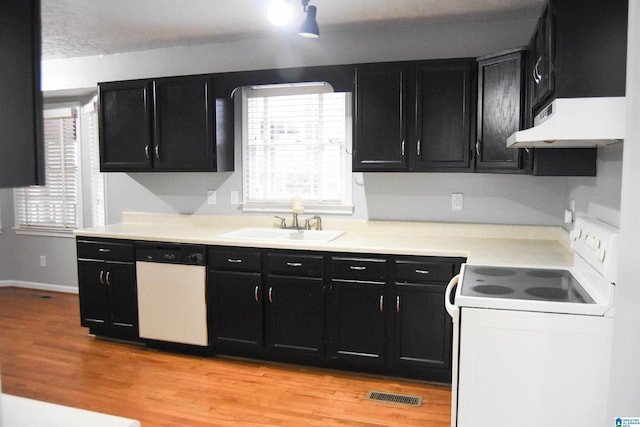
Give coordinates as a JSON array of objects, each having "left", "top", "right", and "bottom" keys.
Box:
[
  {"left": 83, "top": 99, "right": 105, "bottom": 227},
  {"left": 241, "top": 84, "right": 352, "bottom": 214},
  {"left": 14, "top": 107, "right": 82, "bottom": 234}
]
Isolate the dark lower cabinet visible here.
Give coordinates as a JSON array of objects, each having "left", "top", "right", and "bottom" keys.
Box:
[
  {"left": 265, "top": 275, "right": 324, "bottom": 358},
  {"left": 326, "top": 280, "right": 387, "bottom": 367},
  {"left": 77, "top": 238, "right": 138, "bottom": 340},
  {"left": 208, "top": 271, "right": 263, "bottom": 352}
]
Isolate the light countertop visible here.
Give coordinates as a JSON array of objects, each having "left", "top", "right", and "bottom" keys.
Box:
[{"left": 75, "top": 212, "right": 574, "bottom": 268}]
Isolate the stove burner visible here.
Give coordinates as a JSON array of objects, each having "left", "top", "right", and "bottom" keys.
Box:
[
  {"left": 472, "top": 267, "right": 516, "bottom": 277},
  {"left": 525, "top": 287, "right": 569, "bottom": 300},
  {"left": 526, "top": 269, "right": 564, "bottom": 279},
  {"left": 472, "top": 284, "right": 514, "bottom": 295}
]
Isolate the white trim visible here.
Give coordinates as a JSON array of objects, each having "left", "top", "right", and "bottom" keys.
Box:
[
  {"left": 13, "top": 227, "right": 77, "bottom": 238},
  {"left": 0, "top": 280, "right": 78, "bottom": 294}
]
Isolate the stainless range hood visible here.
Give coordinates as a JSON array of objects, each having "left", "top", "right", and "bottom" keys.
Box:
[{"left": 506, "top": 97, "right": 626, "bottom": 148}]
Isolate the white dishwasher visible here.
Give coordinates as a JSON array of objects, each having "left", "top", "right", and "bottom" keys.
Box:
[{"left": 135, "top": 242, "right": 208, "bottom": 346}]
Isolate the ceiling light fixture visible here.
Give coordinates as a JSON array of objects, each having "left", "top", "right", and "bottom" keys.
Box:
[
  {"left": 268, "top": 0, "right": 293, "bottom": 27},
  {"left": 299, "top": 0, "right": 320, "bottom": 38}
]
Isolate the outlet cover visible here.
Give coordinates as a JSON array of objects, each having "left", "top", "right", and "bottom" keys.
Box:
[
  {"left": 451, "top": 193, "right": 464, "bottom": 211},
  {"left": 207, "top": 190, "right": 217, "bottom": 205}
]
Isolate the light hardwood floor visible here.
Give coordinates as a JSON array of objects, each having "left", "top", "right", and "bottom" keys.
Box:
[{"left": 0, "top": 287, "right": 451, "bottom": 426}]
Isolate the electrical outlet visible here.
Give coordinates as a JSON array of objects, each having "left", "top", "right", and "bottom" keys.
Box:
[
  {"left": 451, "top": 193, "right": 464, "bottom": 211},
  {"left": 230, "top": 191, "right": 239, "bottom": 206},
  {"left": 40, "top": 255, "right": 47, "bottom": 267},
  {"left": 207, "top": 190, "right": 217, "bottom": 205}
]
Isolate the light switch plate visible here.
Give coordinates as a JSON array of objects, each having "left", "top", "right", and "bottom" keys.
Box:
[{"left": 451, "top": 193, "right": 464, "bottom": 211}]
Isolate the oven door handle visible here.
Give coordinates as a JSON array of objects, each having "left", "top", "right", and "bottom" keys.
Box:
[{"left": 445, "top": 274, "right": 460, "bottom": 319}]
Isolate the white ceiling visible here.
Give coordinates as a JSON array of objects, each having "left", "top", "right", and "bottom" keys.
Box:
[{"left": 41, "top": 0, "right": 545, "bottom": 60}]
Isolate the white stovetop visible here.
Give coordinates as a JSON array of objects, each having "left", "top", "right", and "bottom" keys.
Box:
[{"left": 75, "top": 212, "right": 574, "bottom": 269}]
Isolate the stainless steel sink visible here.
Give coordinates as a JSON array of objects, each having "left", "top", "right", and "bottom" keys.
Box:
[{"left": 219, "top": 227, "right": 345, "bottom": 244}]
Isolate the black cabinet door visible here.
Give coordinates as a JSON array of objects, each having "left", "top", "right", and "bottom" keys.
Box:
[
  {"left": 530, "top": 3, "right": 554, "bottom": 112},
  {"left": 476, "top": 52, "right": 524, "bottom": 172},
  {"left": 99, "top": 80, "right": 153, "bottom": 171},
  {"left": 266, "top": 275, "right": 324, "bottom": 358},
  {"left": 152, "top": 76, "right": 216, "bottom": 171},
  {"left": 107, "top": 261, "right": 138, "bottom": 339},
  {"left": 327, "top": 280, "right": 386, "bottom": 366},
  {"left": 394, "top": 283, "right": 451, "bottom": 371},
  {"left": 0, "top": 0, "right": 44, "bottom": 188},
  {"left": 353, "top": 64, "right": 407, "bottom": 171},
  {"left": 412, "top": 60, "right": 473, "bottom": 171},
  {"left": 78, "top": 260, "right": 109, "bottom": 335},
  {"left": 208, "top": 271, "right": 264, "bottom": 352}
]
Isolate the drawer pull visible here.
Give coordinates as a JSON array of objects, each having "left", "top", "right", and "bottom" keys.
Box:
[
  {"left": 379, "top": 295, "right": 384, "bottom": 312},
  {"left": 396, "top": 295, "right": 400, "bottom": 313},
  {"left": 286, "top": 262, "right": 303, "bottom": 267},
  {"left": 254, "top": 286, "right": 259, "bottom": 302},
  {"left": 269, "top": 287, "right": 273, "bottom": 303},
  {"left": 227, "top": 258, "right": 243, "bottom": 264},
  {"left": 415, "top": 269, "right": 431, "bottom": 275},
  {"left": 98, "top": 248, "right": 111, "bottom": 253},
  {"left": 349, "top": 266, "right": 367, "bottom": 271}
]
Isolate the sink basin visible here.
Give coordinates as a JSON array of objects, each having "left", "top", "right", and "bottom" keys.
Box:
[{"left": 219, "top": 227, "right": 345, "bottom": 244}]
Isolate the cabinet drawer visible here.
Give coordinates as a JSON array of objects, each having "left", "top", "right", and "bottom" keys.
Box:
[
  {"left": 331, "top": 257, "right": 388, "bottom": 282},
  {"left": 267, "top": 253, "right": 324, "bottom": 277},
  {"left": 77, "top": 239, "right": 134, "bottom": 262},
  {"left": 208, "top": 248, "right": 262, "bottom": 272},
  {"left": 395, "top": 259, "right": 454, "bottom": 283}
]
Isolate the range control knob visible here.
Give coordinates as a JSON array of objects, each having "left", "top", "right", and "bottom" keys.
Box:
[
  {"left": 570, "top": 228, "right": 583, "bottom": 241},
  {"left": 596, "top": 247, "right": 606, "bottom": 263},
  {"left": 589, "top": 235, "right": 601, "bottom": 250}
]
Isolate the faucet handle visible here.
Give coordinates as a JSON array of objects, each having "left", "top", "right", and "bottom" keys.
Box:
[{"left": 274, "top": 216, "right": 287, "bottom": 229}]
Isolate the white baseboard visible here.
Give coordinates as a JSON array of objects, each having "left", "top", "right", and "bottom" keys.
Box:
[{"left": 0, "top": 280, "right": 78, "bottom": 294}]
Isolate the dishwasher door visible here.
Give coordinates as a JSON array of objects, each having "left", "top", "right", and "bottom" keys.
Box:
[{"left": 136, "top": 261, "right": 208, "bottom": 346}]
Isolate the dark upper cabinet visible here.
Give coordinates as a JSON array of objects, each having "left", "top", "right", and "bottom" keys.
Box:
[
  {"left": 476, "top": 51, "right": 526, "bottom": 172},
  {"left": 98, "top": 75, "right": 234, "bottom": 172},
  {"left": 412, "top": 60, "right": 473, "bottom": 171},
  {"left": 528, "top": 0, "right": 628, "bottom": 116},
  {"left": 0, "top": 0, "right": 44, "bottom": 188},
  {"left": 353, "top": 64, "right": 407, "bottom": 171},
  {"left": 353, "top": 59, "right": 474, "bottom": 172},
  {"left": 99, "top": 80, "right": 153, "bottom": 171}
]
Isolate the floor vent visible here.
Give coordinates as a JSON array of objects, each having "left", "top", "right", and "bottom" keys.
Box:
[
  {"left": 30, "top": 294, "right": 53, "bottom": 299},
  {"left": 365, "top": 391, "right": 423, "bottom": 407}
]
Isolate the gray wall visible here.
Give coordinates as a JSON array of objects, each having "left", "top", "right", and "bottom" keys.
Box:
[{"left": 0, "top": 11, "right": 623, "bottom": 289}]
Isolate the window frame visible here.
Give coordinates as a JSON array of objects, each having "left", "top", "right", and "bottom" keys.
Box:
[
  {"left": 13, "top": 104, "right": 84, "bottom": 237},
  {"left": 240, "top": 84, "right": 353, "bottom": 215}
]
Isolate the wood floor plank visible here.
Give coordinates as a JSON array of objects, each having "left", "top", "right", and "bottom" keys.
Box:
[{"left": 0, "top": 287, "right": 452, "bottom": 426}]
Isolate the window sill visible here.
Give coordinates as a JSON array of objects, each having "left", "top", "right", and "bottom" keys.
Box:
[
  {"left": 14, "top": 227, "right": 77, "bottom": 238},
  {"left": 242, "top": 202, "right": 354, "bottom": 216}
]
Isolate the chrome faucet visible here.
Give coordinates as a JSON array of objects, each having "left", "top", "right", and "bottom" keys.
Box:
[
  {"left": 305, "top": 215, "right": 322, "bottom": 230},
  {"left": 274, "top": 214, "right": 303, "bottom": 229}
]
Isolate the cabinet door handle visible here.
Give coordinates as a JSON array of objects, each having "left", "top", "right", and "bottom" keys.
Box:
[
  {"left": 268, "top": 287, "right": 273, "bottom": 303},
  {"left": 379, "top": 295, "right": 384, "bottom": 312},
  {"left": 254, "top": 286, "right": 260, "bottom": 302},
  {"left": 227, "top": 258, "right": 243, "bottom": 264},
  {"left": 99, "top": 270, "right": 105, "bottom": 285},
  {"left": 98, "top": 248, "right": 111, "bottom": 253},
  {"left": 415, "top": 269, "right": 431, "bottom": 275},
  {"left": 286, "top": 262, "right": 302, "bottom": 267},
  {"left": 396, "top": 295, "right": 400, "bottom": 313},
  {"left": 533, "top": 57, "right": 542, "bottom": 84},
  {"left": 349, "top": 266, "right": 366, "bottom": 271},
  {"left": 475, "top": 140, "right": 481, "bottom": 158},
  {"left": 145, "top": 144, "right": 150, "bottom": 159},
  {"left": 401, "top": 140, "right": 405, "bottom": 157},
  {"left": 155, "top": 145, "right": 160, "bottom": 159},
  {"left": 416, "top": 139, "right": 421, "bottom": 157},
  {"left": 105, "top": 271, "right": 111, "bottom": 286}
]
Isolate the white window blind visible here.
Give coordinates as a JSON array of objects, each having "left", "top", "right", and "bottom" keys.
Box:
[
  {"left": 85, "top": 101, "right": 105, "bottom": 227},
  {"left": 242, "top": 85, "right": 352, "bottom": 213},
  {"left": 14, "top": 107, "right": 82, "bottom": 234}
]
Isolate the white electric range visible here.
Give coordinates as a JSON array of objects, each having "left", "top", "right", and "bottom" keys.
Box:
[{"left": 445, "top": 216, "right": 619, "bottom": 427}]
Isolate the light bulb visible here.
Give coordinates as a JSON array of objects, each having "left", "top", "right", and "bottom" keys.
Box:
[{"left": 268, "top": 0, "right": 293, "bottom": 27}]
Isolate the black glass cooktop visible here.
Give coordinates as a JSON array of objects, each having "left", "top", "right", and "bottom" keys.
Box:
[{"left": 460, "top": 265, "right": 595, "bottom": 304}]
